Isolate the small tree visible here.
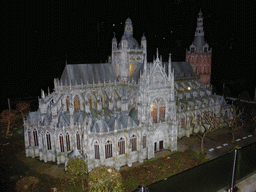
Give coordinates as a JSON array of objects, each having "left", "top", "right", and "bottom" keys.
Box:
[
  {"left": 193, "top": 111, "right": 220, "bottom": 154},
  {"left": 88, "top": 165, "right": 123, "bottom": 192},
  {"left": 223, "top": 105, "right": 245, "bottom": 143},
  {"left": 66, "top": 157, "right": 88, "bottom": 191},
  {"left": 16, "top": 102, "right": 30, "bottom": 118},
  {"left": 0, "top": 109, "right": 17, "bottom": 137}
]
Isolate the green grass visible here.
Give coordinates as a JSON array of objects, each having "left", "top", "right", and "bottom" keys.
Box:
[{"left": 121, "top": 149, "right": 209, "bottom": 191}]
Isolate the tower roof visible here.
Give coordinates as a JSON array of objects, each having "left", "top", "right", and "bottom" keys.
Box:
[{"left": 125, "top": 17, "right": 132, "bottom": 23}]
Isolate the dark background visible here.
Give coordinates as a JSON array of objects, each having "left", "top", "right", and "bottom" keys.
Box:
[{"left": 2, "top": 0, "right": 255, "bottom": 109}]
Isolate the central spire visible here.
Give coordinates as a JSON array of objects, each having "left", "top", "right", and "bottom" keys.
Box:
[
  {"left": 195, "top": 9, "right": 204, "bottom": 37},
  {"left": 124, "top": 17, "right": 133, "bottom": 36}
]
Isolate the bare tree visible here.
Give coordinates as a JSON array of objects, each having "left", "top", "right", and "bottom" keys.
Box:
[
  {"left": 193, "top": 111, "right": 221, "bottom": 154},
  {"left": 0, "top": 109, "right": 17, "bottom": 137},
  {"left": 251, "top": 108, "right": 256, "bottom": 135},
  {"left": 223, "top": 105, "right": 244, "bottom": 143},
  {"left": 16, "top": 102, "right": 30, "bottom": 118}
]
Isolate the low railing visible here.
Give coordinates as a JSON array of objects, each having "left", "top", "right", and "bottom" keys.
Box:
[{"left": 134, "top": 142, "right": 256, "bottom": 192}]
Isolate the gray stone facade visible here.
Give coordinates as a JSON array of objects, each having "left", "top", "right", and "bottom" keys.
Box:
[{"left": 24, "top": 17, "right": 230, "bottom": 171}]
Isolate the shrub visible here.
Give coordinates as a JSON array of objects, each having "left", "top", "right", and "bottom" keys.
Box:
[
  {"left": 66, "top": 157, "right": 88, "bottom": 190},
  {"left": 88, "top": 166, "right": 123, "bottom": 192},
  {"left": 16, "top": 176, "right": 39, "bottom": 192}
]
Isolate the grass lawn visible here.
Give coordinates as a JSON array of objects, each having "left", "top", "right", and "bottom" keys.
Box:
[
  {"left": 0, "top": 115, "right": 208, "bottom": 192},
  {"left": 121, "top": 149, "right": 209, "bottom": 191}
]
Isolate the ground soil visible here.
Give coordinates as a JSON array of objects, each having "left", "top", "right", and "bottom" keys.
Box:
[{"left": 17, "top": 126, "right": 256, "bottom": 177}]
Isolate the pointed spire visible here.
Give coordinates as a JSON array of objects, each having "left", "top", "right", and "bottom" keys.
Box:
[
  {"left": 41, "top": 89, "right": 45, "bottom": 98},
  {"left": 143, "top": 53, "right": 147, "bottom": 75},
  {"left": 168, "top": 53, "right": 172, "bottom": 79},
  {"left": 156, "top": 48, "right": 159, "bottom": 59}
]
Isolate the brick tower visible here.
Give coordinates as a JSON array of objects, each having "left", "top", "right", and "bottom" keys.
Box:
[{"left": 186, "top": 10, "right": 212, "bottom": 86}]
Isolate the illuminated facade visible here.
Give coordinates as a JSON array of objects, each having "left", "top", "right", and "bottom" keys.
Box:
[{"left": 24, "top": 16, "right": 229, "bottom": 171}]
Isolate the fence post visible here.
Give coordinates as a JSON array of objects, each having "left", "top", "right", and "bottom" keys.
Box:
[
  {"left": 136, "top": 185, "right": 149, "bottom": 192},
  {"left": 228, "top": 148, "right": 238, "bottom": 192}
]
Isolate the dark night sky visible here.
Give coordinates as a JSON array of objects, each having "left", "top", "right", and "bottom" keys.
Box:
[{"left": 2, "top": 0, "right": 255, "bottom": 107}]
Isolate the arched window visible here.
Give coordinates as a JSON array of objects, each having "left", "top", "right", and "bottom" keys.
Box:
[
  {"left": 28, "top": 129, "right": 31, "bottom": 147},
  {"left": 66, "top": 133, "right": 70, "bottom": 151},
  {"left": 66, "top": 96, "right": 69, "bottom": 112},
  {"left": 142, "top": 135, "right": 147, "bottom": 149},
  {"left": 46, "top": 132, "right": 51, "bottom": 150},
  {"left": 74, "top": 95, "right": 80, "bottom": 111},
  {"left": 76, "top": 132, "right": 80, "bottom": 150},
  {"left": 59, "top": 134, "right": 64, "bottom": 152},
  {"left": 181, "top": 117, "right": 185, "bottom": 128},
  {"left": 189, "top": 116, "right": 193, "bottom": 127},
  {"left": 87, "top": 94, "right": 92, "bottom": 109},
  {"left": 94, "top": 141, "right": 100, "bottom": 159},
  {"left": 118, "top": 137, "right": 125, "bottom": 155},
  {"left": 105, "top": 140, "right": 112, "bottom": 159},
  {"left": 150, "top": 97, "right": 165, "bottom": 123},
  {"left": 130, "top": 63, "right": 135, "bottom": 76},
  {"left": 33, "top": 129, "right": 38, "bottom": 146},
  {"left": 131, "top": 134, "right": 137, "bottom": 152}
]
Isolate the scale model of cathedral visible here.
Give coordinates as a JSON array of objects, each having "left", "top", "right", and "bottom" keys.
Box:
[{"left": 24, "top": 12, "right": 230, "bottom": 171}]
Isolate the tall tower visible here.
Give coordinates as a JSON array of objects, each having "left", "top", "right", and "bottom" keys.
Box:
[
  {"left": 111, "top": 18, "right": 146, "bottom": 82},
  {"left": 186, "top": 10, "right": 212, "bottom": 86}
]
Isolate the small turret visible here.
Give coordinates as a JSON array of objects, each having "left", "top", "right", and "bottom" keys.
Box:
[
  {"left": 112, "top": 33, "right": 117, "bottom": 50},
  {"left": 168, "top": 53, "right": 172, "bottom": 80}
]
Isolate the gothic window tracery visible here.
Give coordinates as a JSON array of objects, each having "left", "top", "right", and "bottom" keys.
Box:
[
  {"left": 76, "top": 132, "right": 80, "bottom": 150},
  {"left": 66, "top": 132, "right": 70, "bottom": 151},
  {"left": 130, "top": 63, "right": 135, "bottom": 76},
  {"left": 150, "top": 97, "right": 166, "bottom": 123},
  {"left": 46, "top": 132, "right": 51, "bottom": 150},
  {"left": 131, "top": 134, "right": 137, "bottom": 151},
  {"left": 118, "top": 137, "right": 125, "bottom": 155},
  {"left": 105, "top": 140, "right": 112, "bottom": 159},
  {"left": 181, "top": 117, "right": 185, "bottom": 128},
  {"left": 74, "top": 95, "right": 80, "bottom": 111},
  {"left": 94, "top": 141, "right": 100, "bottom": 159},
  {"left": 33, "top": 129, "right": 38, "bottom": 146},
  {"left": 66, "top": 96, "right": 69, "bottom": 112},
  {"left": 142, "top": 135, "right": 147, "bottom": 149},
  {"left": 59, "top": 134, "right": 64, "bottom": 152},
  {"left": 87, "top": 94, "right": 92, "bottom": 109}
]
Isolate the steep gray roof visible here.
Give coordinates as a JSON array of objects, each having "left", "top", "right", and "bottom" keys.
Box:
[
  {"left": 90, "top": 113, "right": 137, "bottom": 133},
  {"left": 26, "top": 111, "right": 40, "bottom": 124},
  {"left": 60, "top": 63, "right": 116, "bottom": 85},
  {"left": 68, "top": 147, "right": 85, "bottom": 159},
  {"left": 57, "top": 112, "right": 70, "bottom": 128},
  {"left": 131, "top": 61, "right": 197, "bottom": 83}
]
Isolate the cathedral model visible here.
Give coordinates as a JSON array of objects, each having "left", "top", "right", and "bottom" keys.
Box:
[{"left": 24, "top": 11, "right": 229, "bottom": 171}]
